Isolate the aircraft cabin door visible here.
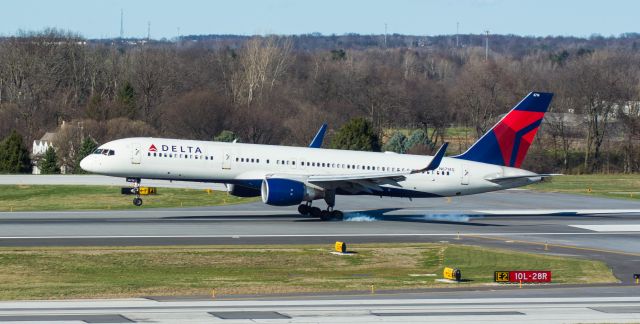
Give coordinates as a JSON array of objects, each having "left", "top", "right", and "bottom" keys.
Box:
[
  {"left": 131, "top": 143, "right": 141, "bottom": 164},
  {"left": 461, "top": 164, "right": 470, "bottom": 185},
  {"left": 222, "top": 152, "right": 232, "bottom": 170}
]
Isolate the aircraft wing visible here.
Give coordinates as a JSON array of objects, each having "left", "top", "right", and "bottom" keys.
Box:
[
  {"left": 307, "top": 172, "right": 409, "bottom": 193},
  {"left": 305, "top": 143, "right": 449, "bottom": 194}
]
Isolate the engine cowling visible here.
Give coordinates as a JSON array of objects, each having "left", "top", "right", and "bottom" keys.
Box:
[
  {"left": 226, "top": 184, "right": 261, "bottom": 197},
  {"left": 261, "top": 178, "right": 323, "bottom": 206}
]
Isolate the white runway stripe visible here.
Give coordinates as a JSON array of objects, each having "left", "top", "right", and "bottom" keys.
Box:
[
  {"left": 570, "top": 224, "right": 640, "bottom": 232},
  {"left": 0, "top": 232, "right": 639, "bottom": 239}
]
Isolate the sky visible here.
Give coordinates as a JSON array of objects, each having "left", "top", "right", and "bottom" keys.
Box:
[{"left": 1, "top": 0, "right": 638, "bottom": 39}]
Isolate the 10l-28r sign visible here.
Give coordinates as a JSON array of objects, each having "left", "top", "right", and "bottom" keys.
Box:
[{"left": 494, "top": 271, "right": 552, "bottom": 283}]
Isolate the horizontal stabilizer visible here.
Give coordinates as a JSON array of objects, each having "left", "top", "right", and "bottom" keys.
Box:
[{"left": 485, "top": 173, "right": 561, "bottom": 184}]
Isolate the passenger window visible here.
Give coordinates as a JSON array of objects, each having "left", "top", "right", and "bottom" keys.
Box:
[
  {"left": 266, "top": 159, "right": 270, "bottom": 164},
  {"left": 292, "top": 161, "right": 295, "bottom": 165},
  {"left": 257, "top": 159, "right": 260, "bottom": 163},
  {"left": 251, "top": 158, "right": 254, "bottom": 163},
  {"left": 236, "top": 157, "right": 239, "bottom": 162}
]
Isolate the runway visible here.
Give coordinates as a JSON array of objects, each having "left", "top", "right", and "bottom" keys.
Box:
[
  {"left": 1, "top": 286, "right": 640, "bottom": 323},
  {"left": 1, "top": 189, "right": 640, "bottom": 284}
]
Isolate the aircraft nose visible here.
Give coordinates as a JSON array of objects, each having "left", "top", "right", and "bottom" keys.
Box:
[{"left": 80, "top": 156, "right": 93, "bottom": 173}]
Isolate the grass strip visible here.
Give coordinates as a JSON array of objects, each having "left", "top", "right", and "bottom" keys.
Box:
[
  {"left": 0, "top": 185, "right": 255, "bottom": 211},
  {"left": 527, "top": 174, "right": 640, "bottom": 200},
  {"left": 0, "top": 243, "right": 616, "bottom": 299}
]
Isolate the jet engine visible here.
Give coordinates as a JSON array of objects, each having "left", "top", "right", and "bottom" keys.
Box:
[{"left": 261, "top": 178, "right": 323, "bottom": 206}]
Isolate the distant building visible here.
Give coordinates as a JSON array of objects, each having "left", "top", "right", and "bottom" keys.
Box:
[{"left": 31, "top": 122, "right": 68, "bottom": 174}]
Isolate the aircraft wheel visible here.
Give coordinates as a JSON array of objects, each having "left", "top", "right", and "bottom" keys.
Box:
[
  {"left": 310, "top": 207, "right": 321, "bottom": 218},
  {"left": 133, "top": 197, "right": 143, "bottom": 206},
  {"left": 331, "top": 210, "right": 344, "bottom": 220},
  {"left": 298, "top": 204, "right": 310, "bottom": 215},
  {"left": 319, "top": 210, "right": 331, "bottom": 221}
]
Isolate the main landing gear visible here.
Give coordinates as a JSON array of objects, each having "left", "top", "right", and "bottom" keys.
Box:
[{"left": 297, "top": 190, "right": 343, "bottom": 221}]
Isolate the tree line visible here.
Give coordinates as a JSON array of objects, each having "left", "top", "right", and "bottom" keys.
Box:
[{"left": 1, "top": 29, "right": 640, "bottom": 174}]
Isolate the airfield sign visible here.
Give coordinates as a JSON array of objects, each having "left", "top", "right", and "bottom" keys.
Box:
[{"left": 495, "top": 271, "right": 551, "bottom": 283}]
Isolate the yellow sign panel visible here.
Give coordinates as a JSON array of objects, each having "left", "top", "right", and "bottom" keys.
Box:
[
  {"left": 494, "top": 271, "right": 509, "bottom": 282},
  {"left": 138, "top": 187, "right": 157, "bottom": 195},
  {"left": 334, "top": 241, "right": 346, "bottom": 253}
]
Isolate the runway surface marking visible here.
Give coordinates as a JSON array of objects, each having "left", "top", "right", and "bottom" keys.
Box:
[
  {"left": 465, "top": 234, "right": 640, "bottom": 257},
  {"left": 570, "top": 224, "right": 640, "bottom": 232},
  {"left": 1, "top": 232, "right": 640, "bottom": 239},
  {"left": 2, "top": 208, "right": 639, "bottom": 217}
]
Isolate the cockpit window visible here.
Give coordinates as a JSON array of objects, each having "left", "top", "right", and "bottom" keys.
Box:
[{"left": 94, "top": 148, "right": 115, "bottom": 156}]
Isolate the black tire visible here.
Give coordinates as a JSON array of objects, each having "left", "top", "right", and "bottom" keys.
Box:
[
  {"left": 320, "top": 210, "right": 331, "bottom": 221},
  {"left": 331, "top": 210, "right": 344, "bottom": 220},
  {"left": 310, "top": 207, "right": 321, "bottom": 217},
  {"left": 298, "top": 204, "right": 310, "bottom": 215},
  {"left": 133, "top": 197, "right": 143, "bottom": 206}
]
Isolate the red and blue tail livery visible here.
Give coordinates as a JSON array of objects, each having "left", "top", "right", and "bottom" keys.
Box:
[{"left": 455, "top": 92, "right": 553, "bottom": 168}]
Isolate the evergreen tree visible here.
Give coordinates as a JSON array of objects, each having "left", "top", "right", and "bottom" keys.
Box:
[
  {"left": 330, "top": 117, "right": 380, "bottom": 152},
  {"left": 74, "top": 137, "right": 98, "bottom": 174},
  {"left": 214, "top": 130, "right": 238, "bottom": 142},
  {"left": 38, "top": 146, "right": 60, "bottom": 174},
  {"left": 116, "top": 81, "right": 136, "bottom": 118},
  {"left": 382, "top": 131, "right": 407, "bottom": 153},
  {"left": 405, "top": 129, "right": 432, "bottom": 151},
  {"left": 0, "top": 130, "right": 31, "bottom": 173}
]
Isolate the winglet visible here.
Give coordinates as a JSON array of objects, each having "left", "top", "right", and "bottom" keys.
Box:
[
  {"left": 309, "top": 123, "right": 328, "bottom": 148},
  {"left": 412, "top": 142, "right": 449, "bottom": 174}
]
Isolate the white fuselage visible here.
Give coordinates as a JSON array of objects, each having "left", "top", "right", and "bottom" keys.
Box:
[{"left": 80, "top": 137, "right": 540, "bottom": 199}]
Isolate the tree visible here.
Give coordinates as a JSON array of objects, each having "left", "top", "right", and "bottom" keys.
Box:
[
  {"left": 74, "top": 137, "right": 98, "bottom": 174},
  {"left": 0, "top": 130, "right": 31, "bottom": 173},
  {"left": 382, "top": 131, "right": 406, "bottom": 153},
  {"left": 405, "top": 129, "right": 434, "bottom": 154},
  {"left": 214, "top": 130, "right": 238, "bottom": 142},
  {"left": 115, "top": 81, "right": 137, "bottom": 119},
  {"left": 38, "top": 146, "right": 60, "bottom": 174},
  {"left": 330, "top": 117, "right": 380, "bottom": 151}
]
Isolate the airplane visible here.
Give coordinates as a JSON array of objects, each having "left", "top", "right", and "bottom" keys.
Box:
[{"left": 80, "top": 92, "right": 554, "bottom": 221}]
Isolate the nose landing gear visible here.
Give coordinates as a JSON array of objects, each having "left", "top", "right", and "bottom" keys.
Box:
[{"left": 127, "top": 177, "right": 143, "bottom": 207}]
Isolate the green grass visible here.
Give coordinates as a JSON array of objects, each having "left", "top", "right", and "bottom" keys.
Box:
[
  {"left": 527, "top": 174, "right": 640, "bottom": 200},
  {"left": 0, "top": 243, "right": 616, "bottom": 299},
  {"left": 0, "top": 185, "right": 256, "bottom": 211}
]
